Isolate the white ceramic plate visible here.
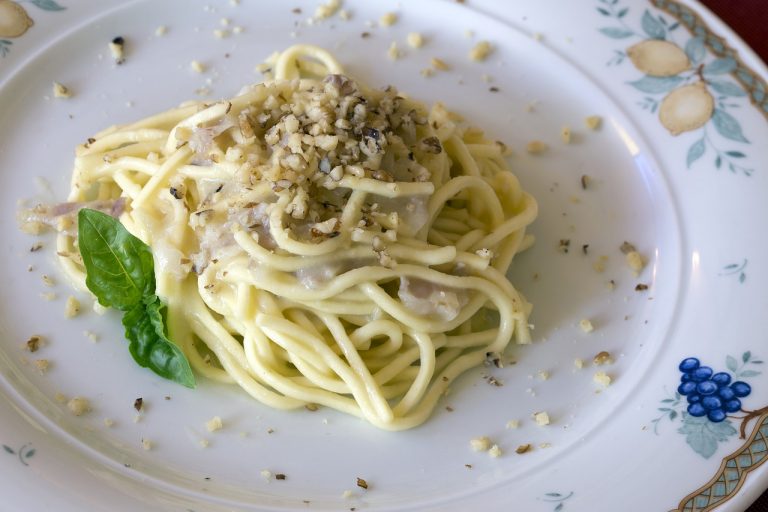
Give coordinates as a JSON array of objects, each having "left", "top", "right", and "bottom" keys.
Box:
[{"left": 1, "top": 0, "right": 767, "bottom": 510}]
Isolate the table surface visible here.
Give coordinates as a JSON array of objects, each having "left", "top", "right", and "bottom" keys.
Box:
[{"left": 697, "top": 2, "right": 768, "bottom": 511}]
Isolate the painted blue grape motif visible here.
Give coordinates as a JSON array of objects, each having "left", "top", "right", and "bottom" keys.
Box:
[
  {"left": 676, "top": 358, "right": 751, "bottom": 423},
  {"left": 652, "top": 351, "right": 762, "bottom": 459}
]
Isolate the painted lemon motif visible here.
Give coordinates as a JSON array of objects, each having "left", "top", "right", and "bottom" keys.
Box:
[
  {"left": 627, "top": 40, "right": 690, "bottom": 77},
  {"left": 0, "top": 0, "right": 33, "bottom": 38},
  {"left": 659, "top": 82, "right": 715, "bottom": 136}
]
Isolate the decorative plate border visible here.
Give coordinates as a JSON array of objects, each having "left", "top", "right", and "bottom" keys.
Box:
[{"left": 597, "top": 0, "right": 768, "bottom": 509}]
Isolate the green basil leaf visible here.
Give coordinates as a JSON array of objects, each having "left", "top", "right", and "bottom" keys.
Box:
[
  {"left": 78, "top": 209, "right": 155, "bottom": 311},
  {"left": 122, "top": 296, "right": 195, "bottom": 388}
]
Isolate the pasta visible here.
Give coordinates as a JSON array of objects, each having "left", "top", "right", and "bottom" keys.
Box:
[{"left": 53, "top": 44, "right": 537, "bottom": 430}]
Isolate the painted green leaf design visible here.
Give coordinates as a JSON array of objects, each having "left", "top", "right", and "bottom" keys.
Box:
[
  {"left": 2, "top": 445, "right": 14, "bottom": 455},
  {"left": 704, "top": 57, "right": 737, "bottom": 76},
  {"left": 685, "top": 37, "right": 705, "bottom": 64},
  {"left": 726, "top": 355, "right": 738, "bottom": 372},
  {"left": 30, "top": 0, "right": 66, "bottom": 10},
  {"left": 678, "top": 415, "right": 736, "bottom": 459},
  {"left": 545, "top": 493, "right": 563, "bottom": 498},
  {"left": 24, "top": 449, "right": 36, "bottom": 459},
  {"left": 725, "top": 151, "right": 746, "bottom": 158},
  {"left": 740, "top": 370, "right": 761, "bottom": 377},
  {"left": 599, "top": 27, "right": 634, "bottom": 38},
  {"left": 708, "top": 80, "right": 747, "bottom": 97},
  {"left": 686, "top": 138, "right": 705, "bottom": 168},
  {"left": 628, "top": 75, "right": 684, "bottom": 94},
  {"left": 617, "top": 8, "right": 629, "bottom": 18},
  {"left": 743, "top": 351, "right": 752, "bottom": 363},
  {"left": 641, "top": 9, "right": 666, "bottom": 39},
  {"left": 711, "top": 109, "right": 749, "bottom": 143},
  {"left": 597, "top": 7, "right": 611, "bottom": 15}
]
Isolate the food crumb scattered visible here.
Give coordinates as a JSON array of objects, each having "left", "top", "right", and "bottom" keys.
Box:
[
  {"left": 199, "top": 439, "right": 209, "bottom": 448},
  {"left": 342, "top": 490, "right": 354, "bottom": 499},
  {"left": 539, "top": 442, "right": 552, "bottom": 449},
  {"left": 260, "top": 470, "right": 272, "bottom": 480},
  {"left": 356, "top": 477, "right": 368, "bottom": 489},
  {"left": 470, "top": 436, "right": 491, "bottom": 452},
  {"left": 84, "top": 330, "right": 99, "bottom": 342},
  {"left": 41, "top": 292, "right": 56, "bottom": 301},
  {"left": 585, "top": 115, "right": 603, "bottom": 130},
  {"left": 25, "top": 335, "right": 42, "bottom": 352},
  {"left": 205, "top": 416, "right": 224, "bottom": 432},
  {"left": 141, "top": 438, "right": 152, "bottom": 451},
  {"left": 526, "top": 140, "right": 548, "bottom": 154},
  {"left": 155, "top": 25, "right": 167, "bottom": 37},
  {"left": 515, "top": 444, "right": 532, "bottom": 454},
  {"left": 537, "top": 370, "right": 550, "bottom": 380},
  {"left": 407, "top": 32, "right": 424, "bottom": 48},
  {"left": 55, "top": 392, "right": 67, "bottom": 403},
  {"left": 52, "top": 82, "right": 72, "bottom": 99},
  {"left": 488, "top": 444, "right": 502, "bottom": 458},
  {"left": 213, "top": 29, "right": 229, "bottom": 39},
  {"left": 506, "top": 419, "right": 520, "bottom": 429},
  {"left": 580, "top": 174, "right": 591, "bottom": 190},
  {"left": 379, "top": 12, "right": 398, "bottom": 27},
  {"left": 579, "top": 318, "right": 594, "bottom": 333},
  {"left": 534, "top": 411, "right": 550, "bottom": 426},
  {"left": 109, "top": 36, "right": 125, "bottom": 64},
  {"left": 635, "top": 283, "right": 649, "bottom": 291},
  {"left": 469, "top": 40, "right": 493, "bottom": 61},
  {"left": 64, "top": 296, "right": 81, "bottom": 318},
  {"left": 67, "top": 397, "right": 90, "bottom": 416},
  {"left": 594, "top": 371, "right": 612, "bottom": 387},
  {"left": 593, "top": 351, "right": 612, "bottom": 366},
  {"left": 574, "top": 358, "right": 585, "bottom": 369},
  {"left": 133, "top": 397, "right": 144, "bottom": 412},
  {"left": 560, "top": 126, "right": 572, "bottom": 144},
  {"left": 103, "top": 418, "right": 114, "bottom": 427}
]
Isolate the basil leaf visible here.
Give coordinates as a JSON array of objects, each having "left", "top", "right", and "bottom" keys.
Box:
[
  {"left": 123, "top": 296, "right": 195, "bottom": 388},
  {"left": 78, "top": 208, "right": 195, "bottom": 388},
  {"left": 78, "top": 209, "right": 154, "bottom": 310}
]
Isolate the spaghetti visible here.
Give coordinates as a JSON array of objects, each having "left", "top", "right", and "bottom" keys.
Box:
[{"left": 54, "top": 45, "right": 537, "bottom": 430}]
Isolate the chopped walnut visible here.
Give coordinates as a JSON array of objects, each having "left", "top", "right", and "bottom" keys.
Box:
[
  {"left": 379, "top": 12, "right": 397, "bottom": 27},
  {"left": 594, "top": 371, "right": 612, "bottom": 387},
  {"left": 585, "top": 115, "right": 603, "bottom": 130},
  {"left": 593, "top": 351, "right": 612, "bottom": 365},
  {"left": 206, "top": 416, "right": 224, "bottom": 432},
  {"left": 470, "top": 436, "right": 491, "bottom": 452},
  {"left": 407, "top": 32, "right": 424, "bottom": 48},
  {"left": 515, "top": 444, "right": 532, "bottom": 454},
  {"left": 579, "top": 319, "right": 594, "bottom": 333},
  {"left": 67, "top": 397, "right": 91, "bottom": 416},
  {"left": 526, "top": 140, "right": 548, "bottom": 154},
  {"left": 533, "top": 411, "right": 550, "bottom": 426},
  {"left": 469, "top": 41, "right": 493, "bottom": 61},
  {"left": 53, "top": 82, "right": 72, "bottom": 99},
  {"left": 65, "top": 296, "right": 81, "bottom": 318}
]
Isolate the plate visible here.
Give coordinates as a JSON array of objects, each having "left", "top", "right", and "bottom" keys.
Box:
[{"left": 1, "top": 0, "right": 767, "bottom": 510}]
